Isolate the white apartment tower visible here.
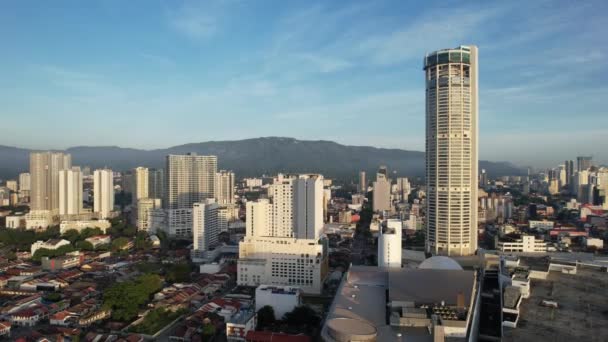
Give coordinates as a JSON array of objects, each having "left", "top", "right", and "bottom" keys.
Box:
[
  {"left": 133, "top": 167, "right": 149, "bottom": 205},
  {"left": 59, "top": 167, "right": 83, "bottom": 215},
  {"left": 19, "top": 172, "right": 30, "bottom": 191},
  {"left": 378, "top": 223, "right": 402, "bottom": 268},
  {"left": 30, "top": 152, "right": 72, "bottom": 211},
  {"left": 165, "top": 154, "right": 217, "bottom": 210},
  {"left": 94, "top": 169, "right": 114, "bottom": 219},
  {"left": 192, "top": 199, "right": 220, "bottom": 259},
  {"left": 148, "top": 168, "right": 164, "bottom": 200},
  {"left": 293, "top": 175, "right": 324, "bottom": 240},
  {"left": 424, "top": 45, "right": 478, "bottom": 256},
  {"left": 246, "top": 199, "right": 271, "bottom": 237},
  {"left": 215, "top": 170, "right": 235, "bottom": 205}
]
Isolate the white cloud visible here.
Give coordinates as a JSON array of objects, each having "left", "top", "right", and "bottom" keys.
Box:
[{"left": 167, "top": 1, "right": 228, "bottom": 39}]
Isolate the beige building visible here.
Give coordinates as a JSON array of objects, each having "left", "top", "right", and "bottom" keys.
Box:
[
  {"left": 165, "top": 154, "right": 217, "bottom": 210},
  {"left": 238, "top": 236, "right": 328, "bottom": 294},
  {"left": 137, "top": 198, "right": 162, "bottom": 232},
  {"left": 372, "top": 172, "right": 391, "bottom": 212},
  {"left": 425, "top": 45, "right": 479, "bottom": 256},
  {"left": 30, "top": 152, "right": 72, "bottom": 212},
  {"left": 214, "top": 170, "right": 235, "bottom": 205},
  {"left": 133, "top": 167, "right": 149, "bottom": 205}
]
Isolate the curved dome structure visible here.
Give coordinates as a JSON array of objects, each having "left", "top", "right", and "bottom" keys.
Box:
[
  {"left": 418, "top": 256, "right": 463, "bottom": 270},
  {"left": 326, "top": 318, "right": 377, "bottom": 342}
]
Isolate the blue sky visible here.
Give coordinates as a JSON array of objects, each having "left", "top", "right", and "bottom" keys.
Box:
[{"left": 0, "top": 0, "right": 606, "bottom": 167}]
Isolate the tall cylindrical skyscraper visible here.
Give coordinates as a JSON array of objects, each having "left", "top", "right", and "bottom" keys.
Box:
[{"left": 424, "top": 45, "right": 478, "bottom": 256}]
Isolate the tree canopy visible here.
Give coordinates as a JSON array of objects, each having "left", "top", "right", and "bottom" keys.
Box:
[{"left": 103, "top": 274, "right": 163, "bottom": 321}]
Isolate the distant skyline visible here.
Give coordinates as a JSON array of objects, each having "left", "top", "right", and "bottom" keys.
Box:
[{"left": 1, "top": 0, "right": 606, "bottom": 167}]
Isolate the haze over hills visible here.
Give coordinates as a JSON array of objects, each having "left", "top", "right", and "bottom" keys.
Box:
[{"left": 0, "top": 137, "right": 524, "bottom": 180}]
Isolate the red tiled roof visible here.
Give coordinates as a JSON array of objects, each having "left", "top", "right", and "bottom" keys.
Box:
[{"left": 245, "top": 331, "right": 312, "bottom": 342}]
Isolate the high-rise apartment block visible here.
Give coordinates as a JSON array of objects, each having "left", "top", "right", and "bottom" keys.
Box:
[
  {"left": 577, "top": 156, "right": 592, "bottom": 172},
  {"left": 238, "top": 174, "right": 327, "bottom": 294},
  {"left": 215, "top": 170, "right": 235, "bottom": 205},
  {"left": 165, "top": 154, "right": 217, "bottom": 210},
  {"left": 148, "top": 168, "right": 164, "bottom": 200},
  {"left": 58, "top": 167, "right": 83, "bottom": 215},
  {"left": 373, "top": 171, "right": 391, "bottom": 212},
  {"left": 192, "top": 199, "right": 220, "bottom": 260},
  {"left": 30, "top": 152, "right": 72, "bottom": 212},
  {"left": 424, "top": 45, "right": 478, "bottom": 256},
  {"left": 358, "top": 171, "right": 366, "bottom": 193},
  {"left": 133, "top": 167, "right": 149, "bottom": 205},
  {"left": 137, "top": 198, "right": 162, "bottom": 232},
  {"left": 94, "top": 169, "right": 114, "bottom": 219}
]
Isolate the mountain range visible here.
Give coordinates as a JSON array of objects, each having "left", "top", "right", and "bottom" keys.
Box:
[{"left": 0, "top": 137, "right": 524, "bottom": 181}]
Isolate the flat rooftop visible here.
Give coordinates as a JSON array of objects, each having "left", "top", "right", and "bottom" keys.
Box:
[{"left": 503, "top": 268, "right": 608, "bottom": 341}]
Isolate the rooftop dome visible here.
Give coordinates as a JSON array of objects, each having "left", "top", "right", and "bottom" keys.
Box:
[{"left": 418, "top": 256, "right": 463, "bottom": 270}]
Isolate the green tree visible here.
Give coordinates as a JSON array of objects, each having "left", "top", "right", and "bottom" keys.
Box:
[
  {"left": 62, "top": 229, "right": 81, "bottom": 243},
  {"left": 283, "top": 305, "right": 320, "bottom": 330},
  {"left": 135, "top": 231, "right": 152, "bottom": 250},
  {"left": 103, "top": 274, "right": 162, "bottom": 321},
  {"left": 111, "top": 237, "right": 130, "bottom": 251},
  {"left": 75, "top": 240, "right": 94, "bottom": 251},
  {"left": 166, "top": 263, "right": 192, "bottom": 283},
  {"left": 256, "top": 305, "right": 276, "bottom": 330},
  {"left": 80, "top": 227, "right": 103, "bottom": 239},
  {"left": 202, "top": 323, "right": 216, "bottom": 337}
]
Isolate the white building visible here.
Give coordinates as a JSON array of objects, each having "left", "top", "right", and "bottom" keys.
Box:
[
  {"left": 246, "top": 199, "right": 271, "bottom": 237},
  {"left": 529, "top": 220, "right": 555, "bottom": 231},
  {"left": 167, "top": 208, "right": 192, "bottom": 237},
  {"left": 255, "top": 285, "right": 302, "bottom": 319},
  {"left": 30, "top": 152, "right": 72, "bottom": 212},
  {"left": 25, "top": 210, "right": 54, "bottom": 229},
  {"left": 244, "top": 178, "right": 263, "bottom": 188},
  {"left": 6, "top": 215, "right": 25, "bottom": 229},
  {"left": 238, "top": 237, "right": 327, "bottom": 294},
  {"left": 166, "top": 153, "right": 217, "bottom": 210},
  {"left": 226, "top": 309, "right": 256, "bottom": 342},
  {"left": 378, "top": 221, "right": 402, "bottom": 268},
  {"left": 192, "top": 199, "right": 220, "bottom": 260},
  {"left": 425, "top": 45, "right": 479, "bottom": 256},
  {"left": 31, "top": 239, "right": 71, "bottom": 255},
  {"left": 215, "top": 170, "right": 235, "bottom": 205},
  {"left": 585, "top": 238, "right": 604, "bottom": 249},
  {"left": 133, "top": 167, "right": 149, "bottom": 205},
  {"left": 148, "top": 168, "right": 164, "bottom": 200},
  {"left": 85, "top": 235, "right": 111, "bottom": 248},
  {"left": 58, "top": 167, "right": 83, "bottom": 216},
  {"left": 59, "top": 220, "right": 111, "bottom": 234},
  {"left": 294, "top": 175, "right": 324, "bottom": 240},
  {"left": 93, "top": 169, "right": 114, "bottom": 219},
  {"left": 497, "top": 235, "right": 547, "bottom": 253},
  {"left": 137, "top": 198, "right": 162, "bottom": 232}
]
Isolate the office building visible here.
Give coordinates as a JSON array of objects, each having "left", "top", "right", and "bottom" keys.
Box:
[
  {"left": 58, "top": 167, "right": 83, "bottom": 216},
  {"left": 237, "top": 237, "right": 327, "bottom": 294},
  {"left": 93, "top": 169, "right": 114, "bottom": 219},
  {"left": 192, "top": 199, "right": 220, "bottom": 260},
  {"left": 424, "top": 45, "right": 479, "bottom": 256},
  {"left": 215, "top": 170, "right": 235, "bottom": 205},
  {"left": 165, "top": 154, "right": 217, "bottom": 210},
  {"left": 577, "top": 156, "right": 592, "bottom": 172},
  {"left": 358, "top": 171, "right": 366, "bottom": 193},
  {"left": 479, "top": 169, "right": 488, "bottom": 187},
  {"left": 133, "top": 167, "right": 149, "bottom": 205},
  {"left": 137, "top": 198, "right": 162, "bottom": 232},
  {"left": 30, "top": 152, "right": 72, "bottom": 212},
  {"left": 148, "top": 168, "right": 164, "bottom": 200},
  {"left": 372, "top": 171, "right": 391, "bottom": 212}
]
